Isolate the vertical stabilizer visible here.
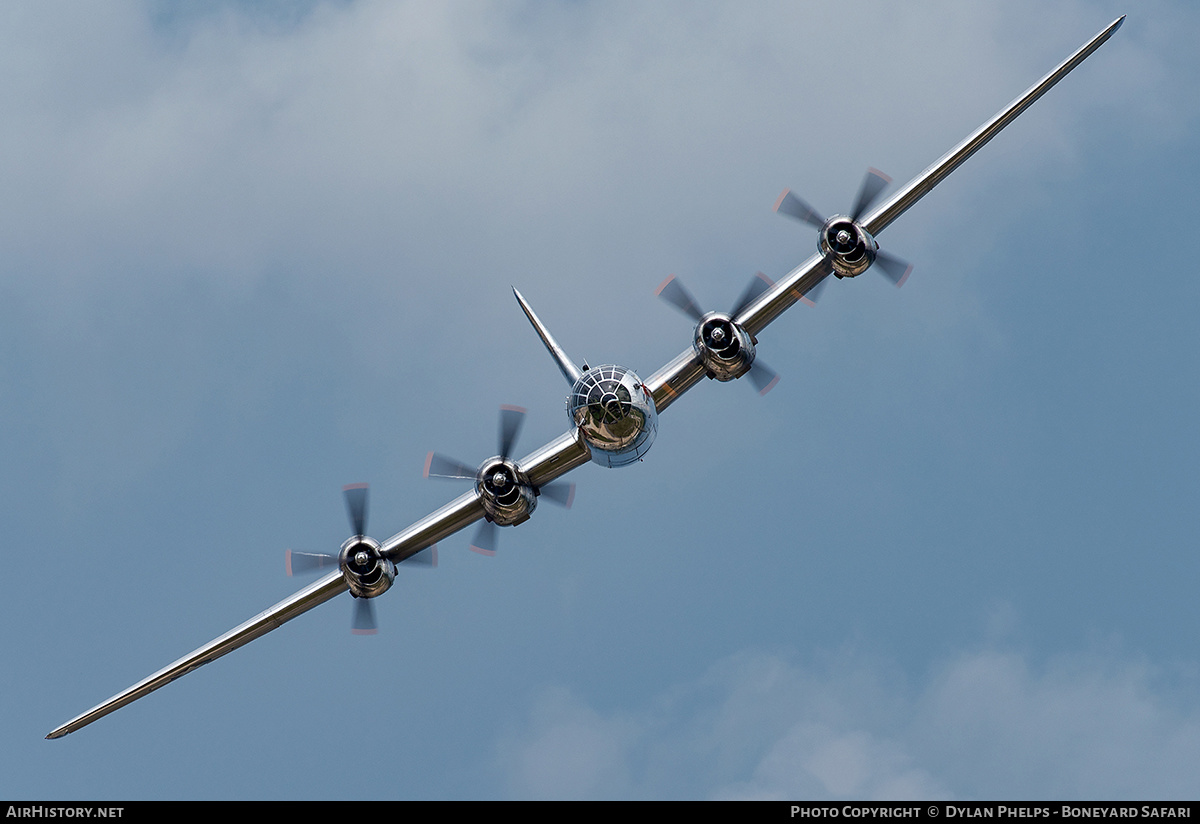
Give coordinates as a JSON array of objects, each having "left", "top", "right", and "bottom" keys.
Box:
[{"left": 512, "top": 287, "right": 584, "bottom": 386}]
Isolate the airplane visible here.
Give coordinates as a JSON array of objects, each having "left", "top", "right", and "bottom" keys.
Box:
[{"left": 46, "top": 16, "right": 1125, "bottom": 740}]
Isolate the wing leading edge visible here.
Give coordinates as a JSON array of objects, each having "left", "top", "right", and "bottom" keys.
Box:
[
  {"left": 733, "top": 15, "right": 1124, "bottom": 340},
  {"left": 46, "top": 570, "right": 348, "bottom": 739},
  {"left": 47, "top": 17, "right": 1122, "bottom": 739},
  {"left": 47, "top": 436, "right": 589, "bottom": 738}
]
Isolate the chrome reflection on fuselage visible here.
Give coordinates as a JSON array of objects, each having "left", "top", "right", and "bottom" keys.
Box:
[
  {"left": 511, "top": 287, "right": 659, "bottom": 469},
  {"left": 45, "top": 17, "right": 1125, "bottom": 741},
  {"left": 475, "top": 456, "right": 537, "bottom": 526},
  {"left": 337, "top": 534, "right": 395, "bottom": 600},
  {"left": 818, "top": 216, "right": 878, "bottom": 279},
  {"left": 694, "top": 311, "right": 757, "bottom": 382},
  {"left": 567, "top": 364, "right": 657, "bottom": 468}
]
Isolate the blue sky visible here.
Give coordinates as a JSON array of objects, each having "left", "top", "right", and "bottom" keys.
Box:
[{"left": 3, "top": 0, "right": 1199, "bottom": 800}]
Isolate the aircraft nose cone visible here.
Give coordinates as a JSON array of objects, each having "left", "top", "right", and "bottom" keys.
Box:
[{"left": 600, "top": 391, "right": 624, "bottom": 420}]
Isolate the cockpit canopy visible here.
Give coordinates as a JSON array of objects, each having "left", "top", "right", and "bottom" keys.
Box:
[{"left": 568, "top": 364, "right": 657, "bottom": 468}]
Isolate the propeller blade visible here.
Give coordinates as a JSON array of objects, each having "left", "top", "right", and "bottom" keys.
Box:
[
  {"left": 470, "top": 521, "right": 498, "bottom": 556},
  {"left": 286, "top": 550, "right": 337, "bottom": 577},
  {"left": 773, "top": 189, "right": 826, "bottom": 229},
  {"left": 498, "top": 405, "right": 526, "bottom": 460},
  {"left": 424, "top": 452, "right": 477, "bottom": 480},
  {"left": 800, "top": 274, "right": 830, "bottom": 307},
  {"left": 539, "top": 480, "right": 576, "bottom": 509},
  {"left": 400, "top": 545, "right": 438, "bottom": 567},
  {"left": 874, "top": 249, "right": 913, "bottom": 287},
  {"left": 351, "top": 598, "right": 377, "bottom": 635},
  {"left": 747, "top": 359, "right": 780, "bottom": 396},
  {"left": 731, "top": 272, "right": 774, "bottom": 319},
  {"left": 655, "top": 275, "right": 704, "bottom": 322},
  {"left": 343, "top": 483, "right": 368, "bottom": 537},
  {"left": 850, "top": 168, "right": 892, "bottom": 222}
]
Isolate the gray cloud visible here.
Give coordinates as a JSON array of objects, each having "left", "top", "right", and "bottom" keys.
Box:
[{"left": 7, "top": 0, "right": 1196, "bottom": 800}]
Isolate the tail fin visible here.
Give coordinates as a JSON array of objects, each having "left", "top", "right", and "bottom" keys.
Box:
[{"left": 512, "top": 287, "right": 584, "bottom": 386}]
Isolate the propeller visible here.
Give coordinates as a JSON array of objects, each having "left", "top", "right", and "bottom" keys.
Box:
[
  {"left": 656, "top": 272, "right": 780, "bottom": 395},
  {"left": 775, "top": 167, "right": 913, "bottom": 288},
  {"left": 425, "top": 405, "right": 575, "bottom": 555},
  {"left": 285, "top": 483, "right": 435, "bottom": 634}
]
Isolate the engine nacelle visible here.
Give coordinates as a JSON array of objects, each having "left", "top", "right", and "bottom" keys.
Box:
[
  {"left": 338, "top": 535, "right": 395, "bottom": 599},
  {"left": 475, "top": 456, "right": 537, "bottom": 526},
  {"left": 568, "top": 364, "right": 658, "bottom": 468},
  {"left": 692, "top": 312, "right": 757, "bottom": 382},
  {"left": 819, "top": 217, "right": 879, "bottom": 279}
]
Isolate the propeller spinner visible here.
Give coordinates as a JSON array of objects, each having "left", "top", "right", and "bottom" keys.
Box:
[
  {"left": 286, "top": 483, "right": 434, "bottom": 634},
  {"left": 425, "top": 405, "right": 575, "bottom": 555},
  {"left": 656, "top": 272, "right": 779, "bottom": 395},
  {"left": 775, "top": 167, "right": 913, "bottom": 287}
]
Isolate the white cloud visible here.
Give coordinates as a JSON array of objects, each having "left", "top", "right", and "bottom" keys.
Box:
[
  {"left": 496, "top": 685, "right": 639, "bottom": 800},
  {"left": 915, "top": 649, "right": 1200, "bottom": 799},
  {"left": 7, "top": 1, "right": 1196, "bottom": 801},
  {"left": 497, "top": 643, "right": 1200, "bottom": 799}
]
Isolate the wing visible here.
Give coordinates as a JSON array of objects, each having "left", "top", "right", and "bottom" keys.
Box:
[
  {"left": 518, "top": 428, "right": 592, "bottom": 489},
  {"left": 48, "top": 16, "right": 1123, "bottom": 740},
  {"left": 379, "top": 489, "right": 486, "bottom": 562},
  {"left": 380, "top": 430, "right": 590, "bottom": 562},
  {"left": 861, "top": 15, "right": 1124, "bottom": 240},
  {"left": 48, "top": 487, "right": 486, "bottom": 738},
  {"left": 49, "top": 485, "right": 496, "bottom": 737},
  {"left": 47, "top": 570, "right": 347, "bottom": 739},
  {"left": 734, "top": 15, "right": 1124, "bottom": 340}
]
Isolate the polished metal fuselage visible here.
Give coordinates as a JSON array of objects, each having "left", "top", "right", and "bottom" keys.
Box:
[
  {"left": 567, "top": 364, "right": 658, "bottom": 468},
  {"left": 692, "top": 311, "right": 758, "bottom": 382},
  {"left": 46, "top": 15, "right": 1125, "bottom": 740}
]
